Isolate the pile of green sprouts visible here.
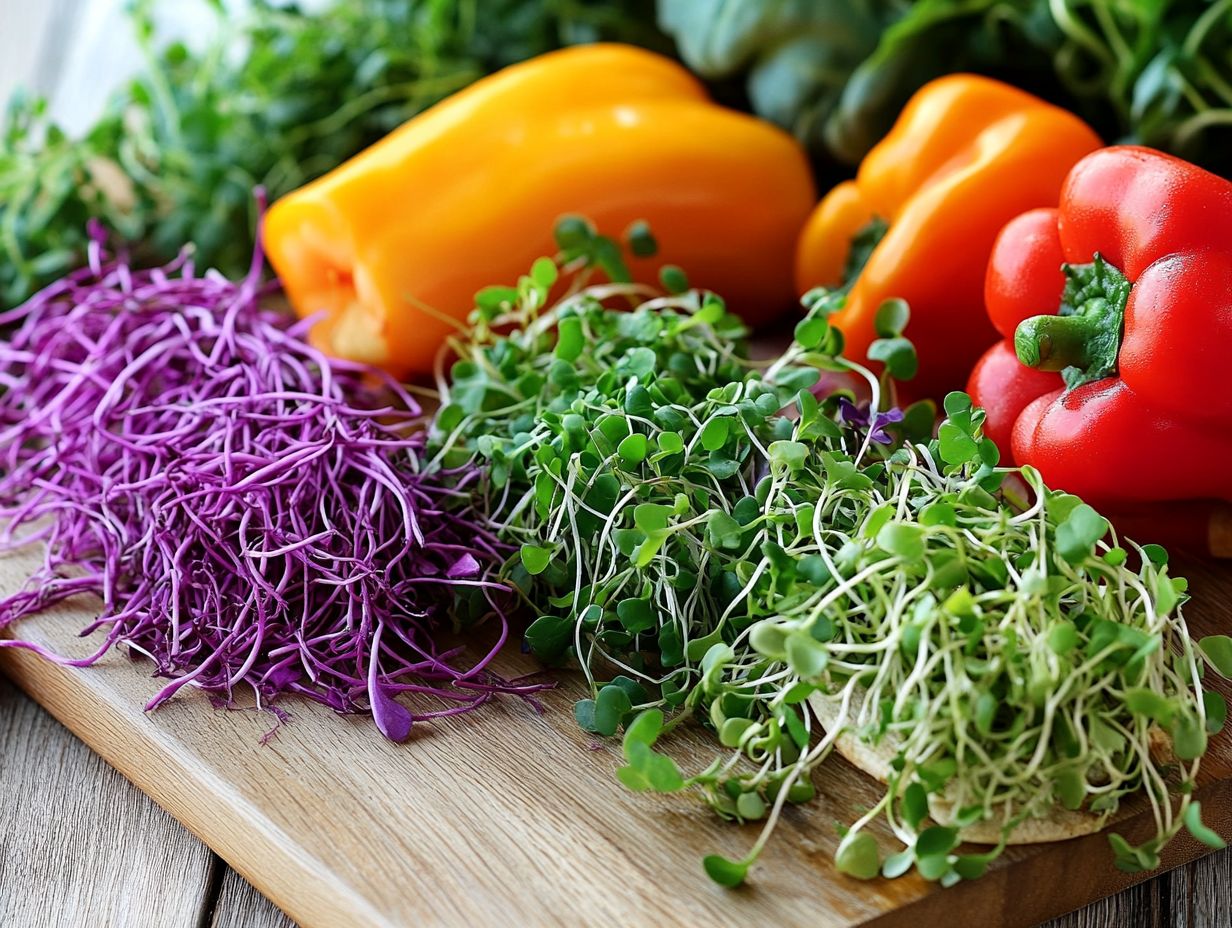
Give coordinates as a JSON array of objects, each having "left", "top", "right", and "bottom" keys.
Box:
[{"left": 429, "top": 221, "right": 1231, "bottom": 887}]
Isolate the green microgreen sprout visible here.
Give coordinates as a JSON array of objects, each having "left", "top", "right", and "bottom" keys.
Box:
[{"left": 429, "top": 218, "right": 1228, "bottom": 890}]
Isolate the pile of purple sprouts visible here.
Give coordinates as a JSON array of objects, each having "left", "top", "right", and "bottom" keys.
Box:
[{"left": 0, "top": 225, "right": 545, "bottom": 740}]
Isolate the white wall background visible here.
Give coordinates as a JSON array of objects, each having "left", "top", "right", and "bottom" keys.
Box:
[{"left": 0, "top": 0, "right": 258, "bottom": 134}]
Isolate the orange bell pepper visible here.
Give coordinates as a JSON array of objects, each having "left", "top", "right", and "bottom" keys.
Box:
[
  {"left": 795, "top": 75, "right": 1101, "bottom": 401},
  {"left": 264, "top": 44, "right": 816, "bottom": 377}
]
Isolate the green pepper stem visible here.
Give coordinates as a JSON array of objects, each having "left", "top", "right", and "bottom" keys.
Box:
[{"left": 1014, "top": 313, "right": 1105, "bottom": 372}]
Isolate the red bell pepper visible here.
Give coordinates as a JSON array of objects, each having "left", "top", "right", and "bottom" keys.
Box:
[{"left": 968, "top": 146, "right": 1232, "bottom": 505}]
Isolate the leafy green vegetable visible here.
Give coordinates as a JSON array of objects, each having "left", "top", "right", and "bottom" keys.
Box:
[
  {"left": 0, "top": 0, "right": 665, "bottom": 306},
  {"left": 658, "top": 0, "right": 1232, "bottom": 172}
]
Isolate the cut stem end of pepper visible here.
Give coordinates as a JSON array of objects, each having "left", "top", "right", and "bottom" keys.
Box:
[
  {"left": 1014, "top": 314, "right": 1102, "bottom": 372},
  {"left": 1013, "top": 253, "right": 1131, "bottom": 391}
]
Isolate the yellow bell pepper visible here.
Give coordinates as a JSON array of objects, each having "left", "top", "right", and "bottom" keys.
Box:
[
  {"left": 264, "top": 44, "right": 816, "bottom": 377},
  {"left": 795, "top": 75, "right": 1101, "bottom": 400}
]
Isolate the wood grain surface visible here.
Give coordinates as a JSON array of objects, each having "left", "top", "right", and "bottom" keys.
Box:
[
  {"left": 1, "top": 546, "right": 1229, "bottom": 928},
  {"left": 6, "top": 677, "right": 1229, "bottom": 928},
  {"left": 212, "top": 869, "right": 295, "bottom": 928},
  {"left": 0, "top": 677, "right": 215, "bottom": 927}
]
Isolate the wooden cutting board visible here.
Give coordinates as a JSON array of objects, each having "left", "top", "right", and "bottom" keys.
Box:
[{"left": 1, "top": 546, "right": 1229, "bottom": 928}]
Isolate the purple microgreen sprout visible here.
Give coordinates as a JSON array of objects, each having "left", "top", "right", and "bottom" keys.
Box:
[{"left": 0, "top": 228, "right": 547, "bottom": 739}]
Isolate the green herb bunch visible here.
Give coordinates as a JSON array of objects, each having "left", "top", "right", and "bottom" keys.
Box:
[
  {"left": 658, "top": 0, "right": 1232, "bottom": 173},
  {"left": 0, "top": 0, "right": 665, "bottom": 306}
]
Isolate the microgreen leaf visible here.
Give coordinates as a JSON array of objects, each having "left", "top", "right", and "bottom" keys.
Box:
[
  {"left": 1142, "top": 544, "right": 1169, "bottom": 566},
  {"left": 1047, "top": 620, "right": 1080, "bottom": 655},
  {"left": 617, "top": 433, "right": 649, "bottom": 466},
  {"left": 768, "top": 440, "right": 809, "bottom": 474},
  {"left": 953, "top": 854, "right": 991, "bottom": 881},
  {"left": 1055, "top": 768, "right": 1086, "bottom": 810},
  {"left": 749, "top": 621, "right": 789, "bottom": 660},
  {"left": 877, "top": 522, "right": 925, "bottom": 561},
  {"left": 719, "top": 717, "right": 756, "bottom": 748},
  {"left": 1184, "top": 801, "right": 1227, "bottom": 849},
  {"left": 524, "top": 614, "right": 573, "bottom": 664},
  {"left": 915, "top": 826, "right": 959, "bottom": 858},
  {"left": 785, "top": 632, "right": 829, "bottom": 679},
  {"left": 937, "top": 422, "right": 979, "bottom": 466},
  {"left": 634, "top": 503, "right": 673, "bottom": 534},
  {"left": 703, "top": 854, "right": 749, "bottom": 887},
  {"left": 868, "top": 336, "right": 918, "bottom": 380},
  {"left": 1200, "top": 636, "right": 1232, "bottom": 677},
  {"left": 625, "top": 220, "right": 657, "bottom": 258},
  {"left": 874, "top": 299, "right": 910, "bottom": 338},
  {"left": 555, "top": 316, "right": 584, "bottom": 362},
  {"left": 701, "top": 417, "right": 731, "bottom": 451},
  {"left": 592, "top": 684, "right": 634, "bottom": 736},
  {"left": 835, "top": 831, "right": 881, "bottom": 879},
  {"left": 616, "top": 598, "right": 656, "bottom": 634},
  {"left": 707, "top": 511, "right": 744, "bottom": 551},
  {"left": 624, "top": 709, "right": 664, "bottom": 755},
  {"left": 660, "top": 265, "right": 689, "bottom": 294},
  {"left": 736, "top": 792, "right": 767, "bottom": 820},
  {"left": 520, "top": 544, "right": 553, "bottom": 575},
  {"left": 1056, "top": 504, "right": 1109, "bottom": 564},
  {"left": 554, "top": 215, "right": 592, "bottom": 250},
  {"left": 1204, "top": 691, "right": 1227, "bottom": 734},
  {"left": 621, "top": 740, "right": 685, "bottom": 792},
  {"left": 1124, "top": 687, "right": 1175, "bottom": 725},
  {"left": 531, "top": 256, "right": 559, "bottom": 289},
  {"left": 794, "top": 316, "right": 830, "bottom": 349},
  {"left": 1172, "top": 712, "right": 1208, "bottom": 760},
  {"left": 574, "top": 699, "right": 598, "bottom": 732},
  {"left": 943, "top": 392, "right": 972, "bottom": 417},
  {"left": 902, "top": 782, "right": 928, "bottom": 831}
]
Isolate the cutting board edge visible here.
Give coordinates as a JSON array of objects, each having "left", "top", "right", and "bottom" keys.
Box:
[{"left": 865, "top": 776, "right": 1232, "bottom": 928}]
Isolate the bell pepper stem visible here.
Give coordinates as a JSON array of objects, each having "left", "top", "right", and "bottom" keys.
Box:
[{"left": 1014, "top": 313, "right": 1105, "bottom": 372}]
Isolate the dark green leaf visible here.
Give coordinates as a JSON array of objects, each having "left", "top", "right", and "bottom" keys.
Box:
[
  {"left": 1184, "top": 801, "right": 1227, "bottom": 849},
  {"left": 703, "top": 854, "right": 749, "bottom": 887},
  {"left": 1204, "top": 691, "right": 1226, "bottom": 734},
  {"left": 874, "top": 298, "right": 910, "bottom": 337},
  {"left": 624, "top": 220, "right": 657, "bottom": 258},
  {"left": 902, "top": 782, "right": 928, "bottom": 831},
  {"left": 660, "top": 265, "right": 689, "bottom": 294},
  {"left": 520, "top": 544, "right": 552, "bottom": 575},
  {"left": 616, "top": 597, "right": 656, "bottom": 634},
  {"left": 524, "top": 614, "right": 573, "bottom": 663},
  {"left": 915, "top": 826, "right": 959, "bottom": 858}
]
